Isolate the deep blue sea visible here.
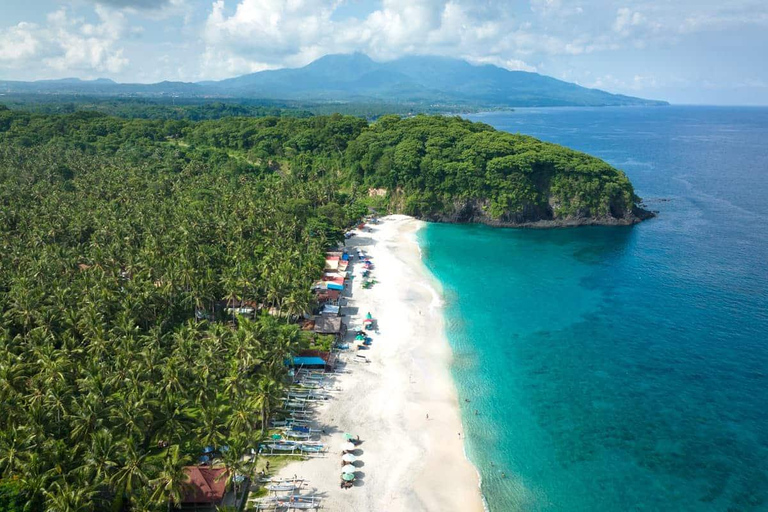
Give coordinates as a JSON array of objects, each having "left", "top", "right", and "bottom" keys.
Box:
[{"left": 420, "top": 106, "right": 768, "bottom": 511}]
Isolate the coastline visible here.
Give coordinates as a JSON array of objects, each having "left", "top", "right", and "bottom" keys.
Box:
[{"left": 273, "top": 215, "right": 485, "bottom": 512}]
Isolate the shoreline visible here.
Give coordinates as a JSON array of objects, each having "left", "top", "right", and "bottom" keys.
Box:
[{"left": 273, "top": 215, "right": 485, "bottom": 512}]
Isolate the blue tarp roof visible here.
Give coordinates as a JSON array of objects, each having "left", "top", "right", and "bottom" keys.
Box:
[
  {"left": 321, "top": 304, "right": 340, "bottom": 315},
  {"left": 293, "top": 356, "right": 326, "bottom": 366}
]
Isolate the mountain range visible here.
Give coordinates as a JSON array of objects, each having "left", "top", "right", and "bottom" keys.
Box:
[{"left": 0, "top": 53, "right": 667, "bottom": 108}]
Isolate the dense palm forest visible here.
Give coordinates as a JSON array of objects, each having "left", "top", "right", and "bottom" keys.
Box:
[{"left": 0, "top": 104, "right": 646, "bottom": 511}]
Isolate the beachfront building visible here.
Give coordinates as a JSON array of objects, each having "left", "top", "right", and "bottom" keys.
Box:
[
  {"left": 179, "top": 466, "right": 230, "bottom": 511},
  {"left": 291, "top": 349, "right": 336, "bottom": 371},
  {"left": 313, "top": 315, "right": 347, "bottom": 340},
  {"left": 314, "top": 288, "right": 341, "bottom": 305},
  {"left": 319, "top": 303, "right": 340, "bottom": 316}
]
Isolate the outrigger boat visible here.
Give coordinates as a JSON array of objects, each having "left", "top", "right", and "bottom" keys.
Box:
[
  {"left": 266, "top": 482, "right": 302, "bottom": 492},
  {"left": 250, "top": 497, "right": 279, "bottom": 510},
  {"left": 264, "top": 442, "right": 298, "bottom": 451},
  {"left": 301, "top": 373, "right": 325, "bottom": 380},
  {"left": 284, "top": 431, "right": 311, "bottom": 440},
  {"left": 299, "top": 444, "right": 324, "bottom": 453},
  {"left": 274, "top": 418, "right": 311, "bottom": 428},
  {"left": 258, "top": 476, "right": 304, "bottom": 484},
  {"left": 283, "top": 400, "right": 310, "bottom": 408},
  {"left": 277, "top": 497, "right": 320, "bottom": 510}
]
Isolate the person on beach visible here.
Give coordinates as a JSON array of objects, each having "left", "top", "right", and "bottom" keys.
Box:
[{"left": 426, "top": 413, "right": 429, "bottom": 420}]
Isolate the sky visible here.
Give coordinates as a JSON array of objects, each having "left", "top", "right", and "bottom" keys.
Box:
[{"left": 1, "top": 0, "right": 767, "bottom": 105}]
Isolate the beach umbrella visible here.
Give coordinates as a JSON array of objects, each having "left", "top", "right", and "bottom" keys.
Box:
[
  {"left": 341, "top": 473, "right": 356, "bottom": 482},
  {"left": 343, "top": 433, "right": 355, "bottom": 440},
  {"left": 365, "top": 312, "right": 373, "bottom": 319},
  {"left": 342, "top": 453, "right": 357, "bottom": 462},
  {"left": 341, "top": 464, "right": 356, "bottom": 473},
  {"left": 341, "top": 442, "right": 356, "bottom": 451}
]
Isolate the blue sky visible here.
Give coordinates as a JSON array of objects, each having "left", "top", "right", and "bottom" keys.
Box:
[{"left": 1, "top": 0, "right": 767, "bottom": 105}]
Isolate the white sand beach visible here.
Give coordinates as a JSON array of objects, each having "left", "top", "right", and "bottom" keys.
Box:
[{"left": 273, "top": 215, "right": 485, "bottom": 512}]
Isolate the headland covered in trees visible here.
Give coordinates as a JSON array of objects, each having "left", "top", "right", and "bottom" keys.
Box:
[
  {"left": 0, "top": 106, "right": 652, "bottom": 228},
  {"left": 0, "top": 103, "right": 649, "bottom": 509}
]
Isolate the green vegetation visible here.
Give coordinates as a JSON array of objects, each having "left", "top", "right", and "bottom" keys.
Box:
[
  {"left": 346, "top": 115, "right": 641, "bottom": 222},
  {"left": 0, "top": 95, "right": 466, "bottom": 120},
  {"left": 0, "top": 104, "right": 644, "bottom": 510}
]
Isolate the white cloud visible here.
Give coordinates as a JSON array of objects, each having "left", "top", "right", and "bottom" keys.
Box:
[
  {"left": 0, "top": 6, "right": 129, "bottom": 77},
  {"left": 201, "top": 0, "right": 543, "bottom": 79},
  {"left": 0, "top": 23, "right": 40, "bottom": 62},
  {"left": 586, "top": 73, "right": 661, "bottom": 91},
  {"left": 530, "top": 0, "right": 583, "bottom": 18},
  {"left": 468, "top": 55, "right": 538, "bottom": 72},
  {"left": 613, "top": 8, "right": 646, "bottom": 34}
]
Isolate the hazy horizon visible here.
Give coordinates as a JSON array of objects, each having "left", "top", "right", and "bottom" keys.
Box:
[{"left": 2, "top": 1, "right": 768, "bottom": 106}]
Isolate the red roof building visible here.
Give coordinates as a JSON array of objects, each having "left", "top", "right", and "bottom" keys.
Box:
[
  {"left": 315, "top": 289, "right": 341, "bottom": 303},
  {"left": 181, "top": 467, "right": 228, "bottom": 506}
]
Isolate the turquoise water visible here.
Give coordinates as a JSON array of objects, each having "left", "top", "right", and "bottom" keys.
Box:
[{"left": 420, "top": 107, "right": 768, "bottom": 511}]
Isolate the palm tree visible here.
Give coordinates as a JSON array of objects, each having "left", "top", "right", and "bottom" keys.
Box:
[
  {"left": 252, "top": 376, "right": 282, "bottom": 437},
  {"left": 18, "top": 452, "right": 48, "bottom": 512},
  {"left": 218, "top": 435, "right": 250, "bottom": 501},
  {"left": 197, "top": 402, "right": 227, "bottom": 450},
  {"left": 149, "top": 445, "right": 190, "bottom": 511},
  {"left": 44, "top": 479, "right": 97, "bottom": 512},
  {"left": 110, "top": 442, "right": 151, "bottom": 511},
  {"left": 0, "top": 426, "right": 34, "bottom": 478},
  {"left": 80, "top": 429, "right": 119, "bottom": 484}
]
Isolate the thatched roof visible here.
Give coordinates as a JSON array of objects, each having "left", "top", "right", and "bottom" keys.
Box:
[{"left": 313, "top": 315, "right": 345, "bottom": 335}]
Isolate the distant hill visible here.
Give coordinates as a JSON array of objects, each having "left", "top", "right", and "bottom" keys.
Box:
[{"left": 0, "top": 53, "right": 667, "bottom": 108}]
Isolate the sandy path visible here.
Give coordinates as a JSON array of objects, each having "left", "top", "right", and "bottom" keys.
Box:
[{"left": 272, "top": 215, "right": 485, "bottom": 512}]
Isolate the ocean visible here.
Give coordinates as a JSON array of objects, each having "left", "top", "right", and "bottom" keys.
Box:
[{"left": 420, "top": 106, "right": 768, "bottom": 511}]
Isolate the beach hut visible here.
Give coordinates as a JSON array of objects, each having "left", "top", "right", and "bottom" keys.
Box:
[
  {"left": 320, "top": 304, "right": 340, "bottom": 316},
  {"left": 314, "top": 288, "right": 341, "bottom": 305},
  {"left": 180, "top": 467, "right": 230, "bottom": 508},
  {"left": 292, "top": 349, "right": 336, "bottom": 372},
  {"left": 324, "top": 256, "right": 340, "bottom": 271},
  {"left": 313, "top": 316, "right": 347, "bottom": 338},
  {"left": 325, "top": 279, "right": 344, "bottom": 291}
]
